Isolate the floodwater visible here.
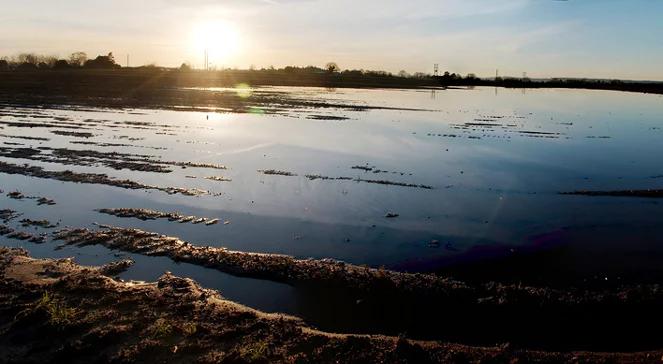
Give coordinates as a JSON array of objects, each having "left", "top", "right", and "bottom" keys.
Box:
[{"left": 2, "top": 86, "right": 663, "bottom": 335}]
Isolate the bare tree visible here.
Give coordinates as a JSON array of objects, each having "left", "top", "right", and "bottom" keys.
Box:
[
  {"left": 325, "top": 62, "right": 340, "bottom": 73},
  {"left": 17, "top": 53, "right": 39, "bottom": 65},
  {"left": 69, "top": 52, "right": 88, "bottom": 67}
]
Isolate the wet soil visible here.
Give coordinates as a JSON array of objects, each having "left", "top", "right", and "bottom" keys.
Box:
[
  {"left": 50, "top": 225, "right": 663, "bottom": 351},
  {"left": 304, "top": 174, "right": 432, "bottom": 189},
  {"left": 261, "top": 170, "right": 433, "bottom": 189},
  {"left": 1, "top": 247, "right": 661, "bottom": 363},
  {"left": 4, "top": 191, "right": 56, "bottom": 206},
  {"left": 0, "top": 70, "right": 432, "bottom": 115},
  {"left": 19, "top": 219, "right": 58, "bottom": 229},
  {"left": 0, "top": 160, "right": 208, "bottom": 196},
  {"left": 561, "top": 189, "right": 663, "bottom": 198},
  {"left": 0, "top": 145, "right": 226, "bottom": 174},
  {"left": 258, "top": 169, "right": 297, "bottom": 176},
  {"left": 0, "top": 210, "right": 21, "bottom": 223},
  {"left": 97, "top": 208, "right": 220, "bottom": 226},
  {"left": 0, "top": 225, "right": 47, "bottom": 243}
]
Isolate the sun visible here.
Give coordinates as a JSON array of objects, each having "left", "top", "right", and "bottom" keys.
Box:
[{"left": 191, "top": 21, "right": 241, "bottom": 66}]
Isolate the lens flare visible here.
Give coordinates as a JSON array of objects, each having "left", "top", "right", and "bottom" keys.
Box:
[{"left": 235, "top": 83, "right": 252, "bottom": 98}]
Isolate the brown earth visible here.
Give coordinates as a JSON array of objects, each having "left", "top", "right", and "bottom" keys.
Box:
[{"left": 1, "top": 247, "right": 662, "bottom": 363}]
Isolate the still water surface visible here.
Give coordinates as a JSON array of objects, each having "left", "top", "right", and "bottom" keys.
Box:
[{"left": 2, "top": 86, "right": 663, "bottom": 333}]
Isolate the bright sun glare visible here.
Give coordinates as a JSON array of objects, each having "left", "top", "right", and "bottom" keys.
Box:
[{"left": 191, "top": 21, "right": 240, "bottom": 65}]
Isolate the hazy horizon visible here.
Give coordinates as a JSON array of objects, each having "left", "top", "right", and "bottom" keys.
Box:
[{"left": 2, "top": 0, "right": 662, "bottom": 80}]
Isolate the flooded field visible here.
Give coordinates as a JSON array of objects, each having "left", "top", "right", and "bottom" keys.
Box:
[{"left": 2, "top": 86, "right": 663, "bottom": 345}]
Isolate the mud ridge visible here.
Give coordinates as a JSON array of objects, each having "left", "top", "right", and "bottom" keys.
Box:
[
  {"left": 51, "top": 226, "right": 663, "bottom": 307},
  {"left": 3, "top": 247, "right": 649, "bottom": 363},
  {"left": 97, "top": 208, "right": 220, "bottom": 225},
  {"left": 0, "top": 161, "right": 208, "bottom": 196},
  {"left": 0, "top": 146, "right": 226, "bottom": 173},
  {"left": 0, "top": 224, "right": 47, "bottom": 243},
  {"left": 16, "top": 232, "right": 663, "bottom": 352},
  {"left": 561, "top": 189, "right": 663, "bottom": 198}
]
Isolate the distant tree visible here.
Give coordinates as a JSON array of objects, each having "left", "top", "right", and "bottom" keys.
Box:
[
  {"left": 17, "top": 53, "right": 39, "bottom": 65},
  {"left": 69, "top": 52, "right": 87, "bottom": 67},
  {"left": 53, "top": 59, "right": 70, "bottom": 69},
  {"left": 342, "top": 69, "right": 364, "bottom": 77},
  {"left": 84, "top": 53, "right": 120, "bottom": 69},
  {"left": 0, "top": 59, "right": 9, "bottom": 71},
  {"left": 325, "top": 62, "right": 340, "bottom": 73},
  {"left": 179, "top": 63, "right": 192, "bottom": 71},
  {"left": 397, "top": 70, "right": 409, "bottom": 78}
]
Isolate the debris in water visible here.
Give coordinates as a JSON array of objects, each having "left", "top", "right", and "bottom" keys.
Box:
[
  {"left": 258, "top": 169, "right": 297, "bottom": 176},
  {"left": 97, "top": 208, "right": 218, "bottom": 226}
]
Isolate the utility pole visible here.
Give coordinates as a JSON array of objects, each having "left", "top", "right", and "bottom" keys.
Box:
[
  {"left": 433, "top": 63, "right": 439, "bottom": 76},
  {"left": 496, "top": 69, "right": 499, "bottom": 79},
  {"left": 126, "top": 54, "right": 129, "bottom": 68}
]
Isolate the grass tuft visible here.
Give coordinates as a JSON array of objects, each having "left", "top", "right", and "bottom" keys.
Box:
[
  {"left": 33, "top": 292, "right": 78, "bottom": 328},
  {"left": 151, "top": 318, "right": 173, "bottom": 338}
]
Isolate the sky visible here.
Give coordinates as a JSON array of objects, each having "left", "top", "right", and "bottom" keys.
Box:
[{"left": 1, "top": 0, "right": 662, "bottom": 80}]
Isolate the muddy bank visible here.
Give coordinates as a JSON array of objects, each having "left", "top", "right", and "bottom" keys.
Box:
[
  {"left": 4, "top": 190, "right": 56, "bottom": 206},
  {"left": 97, "top": 208, "right": 220, "bottom": 225},
  {"left": 1, "top": 247, "right": 661, "bottom": 363},
  {"left": 69, "top": 140, "right": 167, "bottom": 151},
  {"left": 0, "top": 224, "right": 47, "bottom": 243},
  {"left": 561, "top": 189, "right": 663, "bottom": 198},
  {"left": 0, "top": 160, "right": 208, "bottom": 196},
  {"left": 258, "top": 169, "right": 297, "bottom": 176},
  {"left": 205, "top": 176, "right": 232, "bottom": 182},
  {"left": 50, "top": 130, "right": 96, "bottom": 138},
  {"left": 306, "top": 175, "right": 433, "bottom": 189},
  {"left": 0, "top": 145, "right": 226, "bottom": 173},
  {"left": 19, "top": 218, "right": 58, "bottom": 228},
  {"left": 50, "top": 226, "right": 663, "bottom": 306},
  {"left": 260, "top": 170, "right": 433, "bottom": 189},
  {"left": 0, "top": 209, "right": 21, "bottom": 223},
  {"left": 0, "top": 133, "right": 50, "bottom": 141},
  {"left": 53, "top": 226, "right": 473, "bottom": 299},
  {"left": 0, "top": 70, "right": 433, "bottom": 115},
  {"left": 50, "top": 226, "right": 663, "bottom": 350}
]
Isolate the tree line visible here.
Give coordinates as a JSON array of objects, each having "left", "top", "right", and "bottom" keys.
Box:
[
  {"left": 0, "top": 52, "right": 120, "bottom": 71},
  {"left": 0, "top": 52, "right": 478, "bottom": 83}
]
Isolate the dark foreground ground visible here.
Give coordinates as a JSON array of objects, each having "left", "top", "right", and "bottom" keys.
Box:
[
  {"left": 1, "top": 70, "right": 662, "bottom": 114},
  {"left": 1, "top": 247, "right": 662, "bottom": 364},
  {"left": 0, "top": 69, "right": 435, "bottom": 113}
]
